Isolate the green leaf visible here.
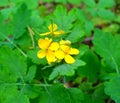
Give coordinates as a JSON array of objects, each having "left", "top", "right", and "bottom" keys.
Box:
[
  {"left": 12, "top": 4, "right": 31, "bottom": 39},
  {"left": 22, "top": 85, "right": 40, "bottom": 99},
  {"left": 0, "top": 13, "right": 12, "bottom": 40},
  {"left": 0, "top": 65, "right": 17, "bottom": 84},
  {"left": 0, "top": 85, "right": 17, "bottom": 103},
  {"left": 25, "top": 65, "right": 37, "bottom": 83},
  {"left": 77, "top": 50, "right": 100, "bottom": 82},
  {"left": 81, "top": 94, "right": 93, "bottom": 103},
  {"left": 83, "top": 0, "right": 96, "bottom": 7},
  {"left": 0, "top": 50, "right": 30, "bottom": 103},
  {"left": 93, "top": 85, "right": 107, "bottom": 102},
  {"left": 49, "top": 60, "right": 86, "bottom": 80},
  {"left": 0, "top": 83, "right": 30, "bottom": 103},
  {"left": 67, "top": 88, "right": 84, "bottom": 103},
  {"left": 54, "top": 0, "right": 67, "bottom": 4},
  {"left": 77, "top": 44, "right": 89, "bottom": 57},
  {"left": 39, "top": 84, "right": 84, "bottom": 103},
  {"left": 0, "top": 0, "right": 9, "bottom": 6},
  {"left": 105, "top": 76, "right": 120, "bottom": 103},
  {"left": 66, "top": 24, "right": 85, "bottom": 43},
  {"left": 39, "top": 84, "right": 71, "bottom": 103},
  {"left": 52, "top": 5, "right": 77, "bottom": 31},
  {"left": 93, "top": 29, "right": 120, "bottom": 74},
  {"left": 24, "top": 0, "right": 38, "bottom": 9},
  {"left": 0, "top": 6, "right": 16, "bottom": 19},
  {"left": 103, "top": 24, "right": 120, "bottom": 34},
  {"left": 97, "top": 8, "right": 115, "bottom": 20},
  {"left": 68, "top": 0, "right": 82, "bottom": 4},
  {"left": 12, "top": 94, "right": 30, "bottom": 103},
  {"left": 71, "top": 59, "right": 86, "bottom": 67},
  {"left": 0, "top": 46, "right": 27, "bottom": 79},
  {"left": 53, "top": 5, "right": 67, "bottom": 17},
  {"left": 85, "top": 21, "right": 94, "bottom": 35},
  {"left": 76, "top": 9, "right": 86, "bottom": 23},
  {"left": 68, "top": 8, "right": 77, "bottom": 20},
  {"left": 30, "top": 9, "right": 44, "bottom": 28},
  {"left": 97, "top": 0, "right": 115, "bottom": 8},
  {"left": 14, "top": 32, "right": 32, "bottom": 52},
  {"left": 42, "top": 0, "right": 53, "bottom": 3},
  {"left": 11, "top": 0, "right": 38, "bottom": 9},
  {"left": 49, "top": 64, "right": 75, "bottom": 80}
]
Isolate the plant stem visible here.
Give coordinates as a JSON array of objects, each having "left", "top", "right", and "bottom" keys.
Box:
[{"left": 0, "top": 32, "right": 27, "bottom": 57}]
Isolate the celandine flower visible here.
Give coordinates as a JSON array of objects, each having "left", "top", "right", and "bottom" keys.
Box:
[
  {"left": 37, "top": 38, "right": 59, "bottom": 64},
  {"left": 55, "top": 40, "right": 79, "bottom": 64},
  {"left": 37, "top": 38, "right": 79, "bottom": 64},
  {"left": 40, "top": 24, "right": 65, "bottom": 36}
]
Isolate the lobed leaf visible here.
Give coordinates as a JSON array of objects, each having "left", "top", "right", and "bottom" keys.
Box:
[
  {"left": 77, "top": 50, "right": 101, "bottom": 82},
  {"left": 105, "top": 76, "right": 120, "bottom": 103},
  {"left": 93, "top": 29, "right": 120, "bottom": 74},
  {"left": 49, "top": 60, "right": 86, "bottom": 80},
  {"left": 39, "top": 84, "right": 84, "bottom": 103},
  {"left": 97, "top": 0, "right": 116, "bottom": 8},
  {"left": 12, "top": 4, "right": 31, "bottom": 39},
  {"left": 0, "top": 46, "right": 27, "bottom": 79}
]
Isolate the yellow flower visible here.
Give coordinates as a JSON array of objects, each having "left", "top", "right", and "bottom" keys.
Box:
[
  {"left": 37, "top": 38, "right": 79, "bottom": 64},
  {"left": 55, "top": 40, "right": 79, "bottom": 64},
  {"left": 37, "top": 38, "right": 59, "bottom": 64},
  {"left": 38, "top": 38, "right": 52, "bottom": 50},
  {"left": 60, "top": 40, "right": 71, "bottom": 45},
  {"left": 40, "top": 24, "right": 65, "bottom": 36}
]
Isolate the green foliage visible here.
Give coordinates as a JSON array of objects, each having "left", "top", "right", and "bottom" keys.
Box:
[
  {"left": 68, "top": 88, "right": 84, "bottom": 103},
  {"left": 83, "top": 0, "right": 116, "bottom": 20},
  {"left": 0, "top": 0, "right": 9, "bottom": 6},
  {"left": 12, "top": 4, "right": 31, "bottom": 39},
  {"left": 0, "top": 0, "right": 120, "bottom": 102},
  {"left": 39, "top": 84, "right": 84, "bottom": 103},
  {"left": 0, "top": 47, "right": 30, "bottom": 103},
  {"left": 25, "top": 65, "right": 37, "bottom": 83},
  {"left": 49, "top": 60, "right": 86, "bottom": 80},
  {"left": 77, "top": 50, "right": 101, "bottom": 82},
  {"left": 0, "top": 46, "right": 27, "bottom": 79},
  {"left": 66, "top": 24, "right": 85, "bottom": 43},
  {"left": 105, "top": 76, "right": 120, "bottom": 103},
  {"left": 93, "top": 29, "right": 120, "bottom": 73},
  {"left": 52, "top": 6, "right": 77, "bottom": 31},
  {"left": 97, "top": 9, "right": 115, "bottom": 20},
  {"left": 98, "top": 0, "right": 115, "bottom": 8}
]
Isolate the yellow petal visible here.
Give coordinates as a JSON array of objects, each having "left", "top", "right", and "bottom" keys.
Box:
[
  {"left": 37, "top": 50, "right": 46, "bottom": 58},
  {"left": 69, "top": 48, "right": 79, "bottom": 55},
  {"left": 55, "top": 50, "right": 65, "bottom": 59},
  {"left": 64, "top": 55, "right": 75, "bottom": 64},
  {"left": 46, "top": 50, "right": 56, "bottom": 64},
  {"left": 39, "top": 32, "right": 51, "bottom": 36},
  {"left": 60, "top": 40, "right": 71, "bottom": 45},
  {"left": 48, "top": 24, "right": 58, "bottom": 32},
  {"left": 60, "top": 45, "right": 70, "bottom": 53},
  {"left": 49, "top": 42, "right": 59, "bottom": 51},
  {"left": 54, "top": 30, "right": 65, "bottom": 36},
  {"left": 38, "top": 38, "right": 52, "bottom": 49}
]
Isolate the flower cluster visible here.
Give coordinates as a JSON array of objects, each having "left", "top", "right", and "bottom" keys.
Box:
[{"left": 37, "top": 24, "right": 79, "bottom": 64}]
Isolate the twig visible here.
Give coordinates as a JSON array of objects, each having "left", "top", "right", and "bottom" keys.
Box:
[{"left": 27, "top": 26, "right": 35, "bottom": 49}]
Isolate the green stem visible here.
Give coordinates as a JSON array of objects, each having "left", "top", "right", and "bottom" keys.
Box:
[
  {"left": 0, "top": 33, "right": 27, "bottom": 57},
  {"left": 4, "top": 83, "right": 52, "bottom": 87},
  {"left": 111, "top": 56, "right": 120, "bottom": 75},
  {"left": 27, "top": 26, "right": 35, "bottom": 49},
  {"left": 41, "top": 63, "right": 55, "bottom": 70}
]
